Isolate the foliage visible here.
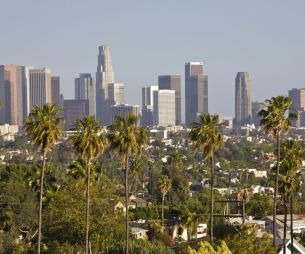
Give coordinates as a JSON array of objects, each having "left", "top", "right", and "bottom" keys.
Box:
[{"left": 187, "top": 240, "right": 232, "bottom": 254}]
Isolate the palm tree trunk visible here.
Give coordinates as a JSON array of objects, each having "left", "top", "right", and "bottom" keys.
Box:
[
  {"left": 210, "top": 153, "right": 215, "bottom": 244},
  {"left": 85, "top": 161, "right": 91, "bottom": 254},
  {"left": 37, "top": 153, "right": 46, "bottom": 254},
  {"left": 242, "top": 198, "right": 246, "bottom": 224},
  {"left": 124, "top": 154, "right": 129, "bottom": 254},
  {"left": 161, "top": 195, "right": 165, "bottom": 227},
  {"left": 291, "top": 195, "right": 294, "bottom": 254},
  {"left": 284, "top": 201, "right": 288, "bottom": 254},
  {"left": 273, "top": 134, "right": 280, "bottom": 246}
]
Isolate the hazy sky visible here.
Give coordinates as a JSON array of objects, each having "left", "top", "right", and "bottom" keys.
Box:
[{"left": 1, "top": 0, "right": 305, "bottom": 117}]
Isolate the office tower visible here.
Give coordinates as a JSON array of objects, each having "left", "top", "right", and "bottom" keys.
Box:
[
  {"left": 75, "top": 73, "right": 96, "bottom": 117},
  {"left": 153, "top": 90, "right": 176, "bottom": 126},
  {"left": 108, "top": 83, "right": 125, "bottom": 106},
  {"left": 234, "top": 72, "right": 252, "bottom": 127},
  {"left": 96, "top": 45, "right": 114, "bottom": 125},
  {"left": 29, "top": 68, "right": 52, "bottom": 111},
  {"left": 111, "top": 104, "right": 140, "bottom": 125},
  {"left": 0, "top": 65, "right": 25, "bottom": 126},
  {"left": 64, "top": 100, "right": 89, "bottom": 130},
  {"left": 51, "top": 76, "right": 61, "bottom": 107},
  {"left": 185, "top": 62, "right": 208, "bottom": 126},
  {"left": 252, "top": 101, "right": 265, "bottom": 127},
  {"left": 158, "top": 75, "right": 181, "bottom": 125},
  {"left": 288, "top": 88, "right": 305, "bottom": 127},
  {"left": 141, "top": 85, "right": 158, "bottom": 126}
]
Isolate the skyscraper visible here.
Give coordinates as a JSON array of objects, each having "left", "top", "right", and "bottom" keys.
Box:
[
  {"left": 51, "top": 76, "right": 61, "bottom": 107},
  {"left": 185, "top": 62, "right": 208, "bottom": 126},
  {"left": 29, "top": 68, "right": 52, "bottom": 110},
  {"left": 235, "top": 72, "right": 252, "bottom": 127},
  {"left": 0, "top": 65, "right": 25, "bottom": 126},
  {"left": 158, "top": 75, "right": 181, "bottom": 125},
  {"left": 96, "top": 45, "right": 114, "bottom": 125},
  {"left": 141, "top": 85, "right": 158, "bottom": 126},
  {"left": 288, "top": 88, "right": 305, "bottom": 127},
  {"left": 153, "top": 90, "right": 176, "bottom": 127},
  {"left": 108, "top": 83, "right": 125, "bottom": 106},
  {"left": 75, "top": 73, "right": 96, "bottom": 117},
  {"left": 252, "top": 101, "right": 264, "bottom": 127}
]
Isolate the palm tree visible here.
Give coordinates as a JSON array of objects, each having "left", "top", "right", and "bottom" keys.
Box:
[
  {"left": 189, "top": 114, "right": 224, "bottom": 244},
  {"left": 129, "top": 157, "right": 143, "bottom": 196},
  {"left": 182, "top": 210, "right": 198, "bottom": 241},
  {"left": 24, "top": 103, "right": 64, "bottom": 254},
  {"left": 278, "top": 159, "right": 299, "bottom": 254},
  {"left": 258, "top": 96, "right": 297, "bottom": 245},
  {"left": 107, "top": 114, "right": 148, "bottom": 254},
  {"left": 69, "top": 116, "right": 107, "bottom": 254},
  {"left": 157, "top": 175, "right": 172, "bottom": 227},
  {"left": 280, "top": 140, "right": 304, "bottom": 253}
]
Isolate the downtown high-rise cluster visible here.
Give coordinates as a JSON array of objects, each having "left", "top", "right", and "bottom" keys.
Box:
[{"left": 1, "top": 44, "right": 303, "bottom": 130}]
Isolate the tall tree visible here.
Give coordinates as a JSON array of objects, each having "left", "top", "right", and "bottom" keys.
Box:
[
  {"left": 24, "top": 103, "right": 64, "bottom": 254},
  {"left": 258, "top": 96, "right": 297, "bottom": 245},
  {"left": 280, "top": 140, "right": 304, "bottom": 253},
  {"left": 69, "top": 116, "right": 107, "bottom": 254},
  {"left": 189, "top": 114, "right": 224, "bottom": 243},
  {"left": 157, "top": 175, "right": 172, "bottom": 227},
  {"left": 107, "top": 114, "right": 148, "bottom": 254}
]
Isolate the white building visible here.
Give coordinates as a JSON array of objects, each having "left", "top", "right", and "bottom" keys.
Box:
[
  {"left": 111, "top": 104, "right": 140, "bottom": 125},
  {"left": 153, "top": 90, "right": 175, "bottom": 126}
]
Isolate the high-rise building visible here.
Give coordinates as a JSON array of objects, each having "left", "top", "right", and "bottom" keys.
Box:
[
  {"left": 111, "top": 103, "right": 140, "bottom": 125},
  {"left": 153, "top": 90, "right": 176, "bottom": 127},
  {"left": 96, "top": 45, "right": 114, "bottom": 125},
  {"left": 75, "top": 73, "right": 96, "bottom": 117},
  {"left": 63, "top": 100, "right": 89, "bottom": 130},
  {"left": 29, "top": 68, "right": 52, "bottom": 111},
  {"left": 141, "top": 85, "right": 158, "bottom": 126},
  {"left": 288, "top": 88, "right": 305, "bottom": 127},
  {"left": 108, "top": 83, "right": 125, "bottom": 106},
  {"left": 51, "top": 76, "right": 61, "bottom": 107},
  {"left": 158, "top": 75, "right": 181, "bottom": 125},
  {"left": 185, "top": 62, "right": 208, "bottom": 126},
  {"left": 234, "top": 72, "right": 252, "bottom": 127},
  {"left": 0, "top": 65, "right": 25, "bottom": 126},
  {"left": 252, "top": 101, "right": 265, "bottom": 127}
]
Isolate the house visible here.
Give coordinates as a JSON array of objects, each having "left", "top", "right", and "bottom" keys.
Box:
[
  {"left": 131, "top": 227, "right": 148, "bottom": 240},
  {"left": 129, "top": 195, "right": 148, "bottom": 208},
  {"left": 278, "top": 239, "right": 305, "bottom": 254}
]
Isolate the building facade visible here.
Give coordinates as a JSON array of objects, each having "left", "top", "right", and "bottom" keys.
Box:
[
  {"left": 111, "top": 104, "right": 140, "bottom": 125},
  {"left": 141, "top": 85, "right": 158, "bottom": 126},
  {"left": 0, "top": 65, "right": 25, "bottom": 126},
  {"left": 63, "top": 100, "right": 89, "bottom": 130},
  {"left": 185, "top": 62, "right": 208, "bottom": 126},
  {"left": 153, "top": 90, "right": 176, "bottom": 127},
  {"left": 108, "top": 83, "right": 125, "bottom": 106},
  {"left": 96, "top": 45, "right": 114, "bottom": 125},
  {"left": 29, "top": 68, "right": 52, "bottom": 111},
  {"left": 51, "top": 76, "right": 61, "bottom": 107},
  {"left": 235, "top": 72, "right": 252, "bottom": 127},
  {"left": 288, "top": 88, "right": 305, "bottom": 127},
  {"left": 75, "top": 73, "right": 96, "bottom": 117},
  {"left": 158, "top": 75, "right": 181, "bottom": 125},
  {"left": 252, "top": 101, "right": 264, "bottom": 127}
]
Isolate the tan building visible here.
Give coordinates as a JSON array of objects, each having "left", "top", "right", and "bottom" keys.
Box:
[
  {"left": 51, "top": 76, "right": 61, "bottom": 107},
  {"left": 235, "top": 72, "right": 252, "bottom": 127},
  {"left": 108, "top": 83, "right": 125, "bottom": 106},
  {"left": 29, "top": 68, "right": 52, "bottom": 111},
  {"left": 288, "top": 88, "right": 305, "bottom": 127},
  {"left": 0, "top": 65, "right": 25, "bottom": 126}
]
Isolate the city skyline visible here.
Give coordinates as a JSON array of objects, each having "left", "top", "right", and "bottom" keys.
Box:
[{"left": 1, "top": 1, "right": 304, "bottom": 118}]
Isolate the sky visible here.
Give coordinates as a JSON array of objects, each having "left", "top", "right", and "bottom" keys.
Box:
[{"left": 1, "top": 0, "right": 305, "bottom": 118}]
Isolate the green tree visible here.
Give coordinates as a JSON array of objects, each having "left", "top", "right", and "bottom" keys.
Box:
[
  {"left": 279, "top": 140, "right": 304, "bottom": 253},
  {"left": 107, "top": 114, "right": 148, "bottom": 254},
  {"left": 69, "top": 116, "right": 107, "bottom": 254},
  {"left": 182, "top": 210, "right": 199, "bottom": 241},
  {"left": 157, "top": 175, "right": 172, "bottom": 227},
  {"left": 258, "top": 96, "right": 296, "bottom": 245},
  {"left": 24, "top": 104, "right": 64, "bottom": 254},
  {"left": 187, "top": 240, "right": 232, "bottom": 254},
  {"left": 189, "top": 114, "right": 224, "bottom": 243}
]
